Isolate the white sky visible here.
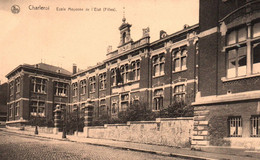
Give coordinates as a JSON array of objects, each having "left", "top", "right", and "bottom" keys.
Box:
[{"left": 0, "top": 0, "right": 199, "bottom": 83}]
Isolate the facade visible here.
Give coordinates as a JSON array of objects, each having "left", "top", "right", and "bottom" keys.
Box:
[
  {"left": 70, "top": 18, "right": 199, "bottom": 121},
  {"left": 6, "top": 63, "right": 71, "bottom": 126},
  {"left": 192, "top": 0, "right": 260, "bottom": 148}
]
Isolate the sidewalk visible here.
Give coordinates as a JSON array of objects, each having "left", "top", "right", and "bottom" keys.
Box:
[{"left": 1, "top": 127, "right": 260, "bottom": 160}]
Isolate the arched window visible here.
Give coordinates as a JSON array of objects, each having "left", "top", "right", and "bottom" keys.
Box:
[{"left": 122, "top": 32, "right": 126, "bottom": 44}]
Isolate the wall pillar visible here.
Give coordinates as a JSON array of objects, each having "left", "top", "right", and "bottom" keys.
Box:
[{"left": 53, "top": 105, "right": 62, "bottom": 134}]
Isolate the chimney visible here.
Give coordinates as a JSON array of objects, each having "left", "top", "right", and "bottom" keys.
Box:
[{"left": 73, "top": 64, "right": 77, "bottom": 74}]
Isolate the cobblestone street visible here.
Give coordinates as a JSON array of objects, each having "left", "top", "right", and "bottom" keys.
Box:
[{"left": 0, "top": 130, "right": 184, "bottom": 160}]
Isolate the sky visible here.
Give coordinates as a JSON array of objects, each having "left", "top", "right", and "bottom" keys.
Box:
[{"left": 0, "top": 0, "right": 199, "bottom": 83}]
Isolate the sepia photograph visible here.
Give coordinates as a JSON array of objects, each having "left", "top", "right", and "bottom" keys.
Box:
[{"left": 0, "top": 0, "right": 260, "bottom": 159}]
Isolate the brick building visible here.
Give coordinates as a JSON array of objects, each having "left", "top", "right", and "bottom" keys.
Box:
[
  {"left": 192, "top": 0, "right": 260, "bottom": 149},
  {"left": 5, "top": 17, "right": 199, "bottom": 126},
  {"left": 6, "top": 63, "right": 71, "bottom": 126},
  {"left": 70, "top": 18, "right": 199, "bottom": 120}
]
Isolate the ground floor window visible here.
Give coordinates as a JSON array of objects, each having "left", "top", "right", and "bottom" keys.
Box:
[
  {"left": 15, "top": 102, "right": 19, "bottom": 116},
  {"left": 153, "top": 89, "right": 163, "bottom": 111},
  {"left": 251, "top": 115, "right": 260, "bottom": 137},
  {"left": 228, "top": 116, "right": 242, "bottom": 137},
  {"left": 30, "top": 101, "right": 45, "bottom": 117}
]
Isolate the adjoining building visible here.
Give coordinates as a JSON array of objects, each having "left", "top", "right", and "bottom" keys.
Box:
[
  {"left": 192, "top": 0, "right": 260, "bottom": 149},
  {"left": 5, "top": 17, "right": 199, "bottom": 126},
  {"left": 0, "top": 82, "right": 8, "bottom": 122}
]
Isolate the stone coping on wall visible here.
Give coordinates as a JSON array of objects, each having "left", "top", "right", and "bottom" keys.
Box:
[{"left": 6, "top": 119, "right": 28, "bottom": 124}]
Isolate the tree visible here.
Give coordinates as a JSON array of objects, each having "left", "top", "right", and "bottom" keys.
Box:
[{"left": 159, "top": 101, "right": 193, "bottom": 118}]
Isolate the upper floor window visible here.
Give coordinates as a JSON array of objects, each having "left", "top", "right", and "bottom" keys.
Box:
[
  {"left": 228, "top": 116, "right": 242, "bottom": 137},
  {"left": 15, "top": 78, "right": 20, "bottom": 93},
  {"left": 80, "top": 80, "right": 87, "bottom": 95},
  {"left": 120, "top": 64, "right": 129, "bottom": 84},
  {"left": 72, "top": 82, "right": 78, "bottom": 97},
  {"left": 226, "top": 22, "right": 260, "bottom": 78},
  {"left": 9, "top": 81, "right": 14, "bottom": 95},
  {"left": 89, "top": 76, "right": 96, "bottom": 92},
  {"left": 31, "top": 77, "right": 46, "bottom": 94},
  {"left": 173, "top": 49, "right": 187, "bottom": 72},
  {"left": 131, "top": 60, "right": 140, "bottom": 81},
  {"left": 99, "top": 73, "right": 107, "bottom": 90},
  {"left": 111, "top": 68, "right": 116, "bottom": 86},
  {"left": 153, "top": 89, "right": 163, "bottom": 110},
  {"left": 173, "top": 84, "right": 186, "bottom": 102},
  {"left": 152, "top": 54, "right": 165, "bottom": 77},
  {"left": 55, "top": 82, "right": 68, "bottom": 96}
]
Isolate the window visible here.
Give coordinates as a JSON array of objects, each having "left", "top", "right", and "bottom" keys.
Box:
[
  {"left": 121, "top": 94, "right": 129, "bottom": 111},
  {"left": 120, "top": 64, "right": 129, "bottom": 84},
  {"left": 228, "top": 117, "right": 242, "bottom": 137},
  {"left": 31, "top": 77, "right": 47, "bottom": 93},
  {"left": 111, "top": 102, "right": 118, "bottom": 114},
  {"left": 99, "top": 99, "right": 106, "bottom": 116},
  {"left": 30, "top": 101, "right": 45, "bottom": 117},
  {"left": 9, "top": 104, "right": 13, "bottom": 117},
  {"left": 72, "top": 82, "right": 78, "bottom": 97},
  {"left": 89, "top": 76, "right": 96, "bottom": 92},
  {"left": 9, "top": 81, "right": 14, "bottom": 95},
  {"left": 173, "top": 49, "right": 187, "bottom": 72},
  {"left": 99, "top": 73, "right": 107, "bottom": 90},
  {"left": 251, "top": 115, "right": 260, "bottom": 137},
  {"left": 131, "top": 60, "right": 140, "bottom": 81},
  {"left": 55, "top": 82, "right": 68, "bottom": 96},
  {"left": 122, "top": 32, "right": 126, "bottom": 44},
  {"left": 225, "top": 22, "right": 260, "bottom": 78},
  {"left": 153, "top": 54, "right": 165, "bottom": 76},
  {"left": 80, "top": 80, "right": 87, "bottom": 95},
  {"left": 15, "top": 102, "right": 19, "bottom": 116},
  {"left": 111, "top": 68, "right": 116, "bottom": 86},
  {"left": 153, "top": 89, "right": 163, "bottom": 110},
  {"left": 15, "top": 78, "right": 20, "bottom": 93},
  {"left": 173, "top": 84, "right": 186, "bottom": 102}
]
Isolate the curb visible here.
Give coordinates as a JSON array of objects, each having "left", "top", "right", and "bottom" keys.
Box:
[{"left": 1, "top": 129, "right": 215, "bottom": 160}]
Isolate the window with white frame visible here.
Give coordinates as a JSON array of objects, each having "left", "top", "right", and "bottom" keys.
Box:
[
  {"left": 251, "top": 115, "right": 260, "bottom": 137},
  {"left": 10, "top": 81, "right": 14, "bottom": 95},
  {"left": 173, "top": 84, "right": 186, "bottom": 102},
  {"left": 131, "top": 60, "right": 140, "bottom": 81},
  {"left": 30, "top": 101, "right": 45, "bottom": 117},
  {"left": 111, "top": 68, "right": 116, "bottom": 86},
  {"left": 99, "top": 73, "right": 107, "bottom": 90},
  {"left": 153, "top": 89, "right": 163, "bottom": 110},
  {"left": 152, "top": 54, "right": 165, "bottom": 76},
  {"left": 15, "top": 78, "right": 20, "bottom": 93},
  {"left": 15, "top": 101, "right": 19, "bottom": 116},
  {"left": 89, "top": 76, "right": 96, "bottom": 92},
  {"left": 121, "top": 94, "right": 129, "bottom": 111},
  {"left": 228, "top": 116, "right": 242, "bottom": 137},
  {"left": 55, "top": 82, "right": 68, "bottom": 96},
  {"left": 173, "top": 49, "right": 187, "bottom": 72},
  {"left": 80, "top": 80, "right": 87, "bottom": 95},
  {"left": 120, "top": 64, "right": 129, "bottom": 84},
  {"left": 31, "top": 77, "right": 47, "bottom": 93},
  {"left": 72, "top": 82, "right": 78, "bottom": 97},
  {"left": 226, "top": 22, "right": 260, "bottom": 78}
]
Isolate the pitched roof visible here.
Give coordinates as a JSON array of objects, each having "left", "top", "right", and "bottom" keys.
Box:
[{"left": 31, "top": 63, "right": 72, "bottom": 75}]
